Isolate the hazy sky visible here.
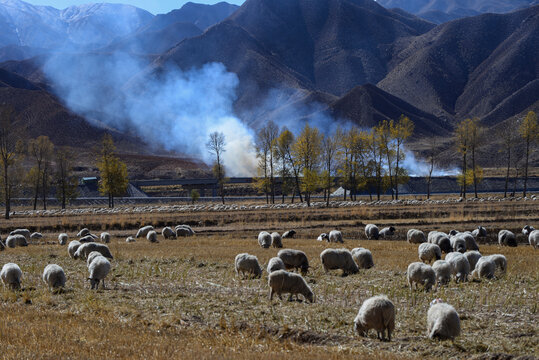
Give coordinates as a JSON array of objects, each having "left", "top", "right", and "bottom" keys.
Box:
[{"left": 22, "top": 0, "right": 245, "bottom": 14}]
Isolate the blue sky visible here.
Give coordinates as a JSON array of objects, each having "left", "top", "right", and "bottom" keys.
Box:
[{"left": 23, "top": 0, "right": 245, "bottom": 14}]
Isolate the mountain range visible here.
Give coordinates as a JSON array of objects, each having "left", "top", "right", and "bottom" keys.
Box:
[{"left": 0, "top": 0, "right": 537, "bottom": 175}]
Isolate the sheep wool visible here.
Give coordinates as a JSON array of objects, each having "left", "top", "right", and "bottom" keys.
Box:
[
  {"left": 407, "top": 262, "right": 436, "bottom": 291},
  {"left": 354, "top": 295, "right": 395, "bottom": 341},
  {"left": 42, "top": 264, "right": 66, "bottom": 290},
  {"left": 427, "top": 300, "right": 460, "bottom": 340},
  {"left": 320, "top": 249, "right": 359, "bottom": 275},
  {"left": 266, "top": 257, "right": 286, "bottom": 274},
  {"left": 234, "top": 253, "right": 262, "bottom": 279},
  {"left": 277, "top": 249, "right": 309, "bottom": 275},
  {"left": 418, "top": 243, "right": 442, "bottom": 264},
  {"left": 351, "top": 248, "right": 374, "bottom": 269},
  {"left": 268, "top": 270, "right": 313, "bottom": 303},
  {"left": 258, "top": 231, "right": 272, "bottom": 248},
  {"left": 365, "top": 224, "right": 379, "bottom": 240},
  {"left": 1, "top": 263, "right": 22, "bottom": 290}
]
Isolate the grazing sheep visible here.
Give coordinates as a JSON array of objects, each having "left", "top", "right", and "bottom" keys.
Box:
[
  {"left": 282, "top": 230, "right": 296, "bottom": 239},
  {"left": 162, "top": 227, "right": 176, "bottom": 239},
  {"left": 0, "top": 263, "right": 22, "bottom": 290},
  {"left": 528, "top": 230, "right": 538, "bottom": 249},
  {"left": 10, "top": 229, "right": 30, "bottom": 240},
  {"left": 175, "top": 225, "right": 195, "bottom": 237},
  {"left": 459, "top": 232, "right": 479, "bottom": 251},
  {"left": 329, "top": 230, "right": 344, "bottom": 243},
  {"left": 271, "top": 232, "right": 283, "bottom": 248},
  {"left": 87, "top": 255, "right": 111, "bottom": 290},
  {"left": 522, "top": 225, "right": 535, "bottom": 236},
  {"left": 471, "top": 226, "right": 487, "bottom": 238},
  {"left": 354, "top": 295, "right": 395, "bottom": 341},
  {"left": 126, "top": 236, "right": 136, "bottom": 243},
  {"left": 147, "top": 230, "right": 158, "bottom": 243},
  {"left": 427, "top": 300, "right": 460, "bottom": 340},
  {"left": 58, "top": 233, "right": 68, "bottom": 245},
  {"left": 449, "top": 235, "right": 466, "bottom": 253},
  {"left": 498, "top": 230, "right": 517, "bottom": 247},
  {"left": 445, "top": 252, "right": 470, "bottom": 283},
  {"left": 418, "top": 243, "right": 442, "bottom": 264},
  {"left": 428, "top": 232, "right": 452, "bottom": 253},
  {"left": 100, "top": 232, "right": 111, "bottom": 244},
  {"left": 267, "top": 257, "right": 286, "bottom": 274},
  {"left": 277, "top": 249, "right": 309, "bottom": 275},
  {"left": 234, "top": 253, "right": 262, "bottom": 278},
  {"left": 87, "top": 251, "right": 105, "bottom": 268},
  {"left": 407, "top": 262, "right": 436, "bottom": 291},
  {"left": 42, "top": 264, "right": 66, "bottom": 290},
  {"left": 258, "top": 231, "right": 272, "bottom": 248},
  {"left": 268, "top": 270, "right": 313, "bottom": 303},
  {"left": 317, "top": 233, "right": 328, "bottom": 241},
  {"left": 30, "top": 232, "right": 43, "bottom": 240},
  {"left": 136, "top": 225, "right": 154, "bottom": 238},
  {"left": 485, "top": 254, "right": 507, "bottom": 273},
  {"left": 67, "top": 240, "right": 82, "bottom": 259},
  {"left": 379, "top": 226, "right": 396, "bottom": 239},
  {"left": 79, "top": 235, "right": 95, "bottom": 243},
  {"left": 73, "top": 242, "right": 113, "bottom": 260},
  {"left": 471, "top": 257, "right": 496, "bottom": 280},
  {"left": 351, "top": 247, "right": 374, "bottom": 269},
  {"left": 365, "top": 224, "right": 379, "bottom": 240},
  {"left": 320, "top": 249, "right": 359, "bottom": 275},
  {"left": 432, "top": 260, "right": 452, "bottom": 286},
  {"left": 6, "top": 234, "right": 28, "bottom": 248},
  {"left": 407, "top": 229, "right": 426, "bottom": 244},
  {"left": 77, "top": 228, "right": 90, "bottom": 237},
  {"left": 464, "top": 251, "right": 482, "bottom": 270}
]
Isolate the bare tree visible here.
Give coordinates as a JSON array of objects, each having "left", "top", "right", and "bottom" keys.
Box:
[
  {"left": 28, "top": 136, "right": 54, "bottom": 210},
  {"left": 0, "top": 106, "right": 21, "bottom": 219},
  {"left": 519, "top": 111, "right": 538, "bottom": 197},
  {"left": 206, "top": 131, "right": 226, "bottom": 204},
  {"left": 426, "top": 137, "right": 438, "bottom": 199},
  {"left": 321, "top": 132, "right": 339, "bottom": 206},
  {"left": 55, "top": 148, "right": 78, "bottom": 209}
]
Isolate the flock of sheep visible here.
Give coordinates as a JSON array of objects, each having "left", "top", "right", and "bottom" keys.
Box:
[
  {"left": 236, "top": 223, "right": 537, "bottom": 341},
  {"left": 0, "top": 221, "right": 536, "bottom": 343}
]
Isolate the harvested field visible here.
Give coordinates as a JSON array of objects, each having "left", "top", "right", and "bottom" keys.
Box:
[{"left": 0, "top": 199, "right": 537, "bottom": 359}]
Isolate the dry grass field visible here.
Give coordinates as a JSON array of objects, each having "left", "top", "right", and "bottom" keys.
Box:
[{"left": 0, "top": 199, "right": 537, "bottom": 359}]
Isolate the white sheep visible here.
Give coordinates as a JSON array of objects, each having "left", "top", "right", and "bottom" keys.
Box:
[
  {"left": 351, "top": 247, "right": 374, "bottom": 269},
  {"left": 256, "top": 231, "right": 271, "bottom": 248},
  {"left": 30, "top": 232, "right": 43, "bottom": 240},
  {"left": 379, "top": 226, "right": 396, "bottom": 239},
  {"left": 0, "top": 263, "right": 22, "bottom": 290},
  {"left": 463, "top": 251, "right": 482, "bottom": 270},
  {"left": 67, "top": 240, "right": 82, "bottom": 259},
  {"left": 427, "top": 300, "right": 460, "bottom": 340},
  {"left": 147, "top": 230, "right": 158, "bottom": 243},
  {"left": 528, "top": 230, "right": 538, "bottom": 249},
  {"left": 266, "top": 257, "right": 285, "bottom": 274},
  {"left": 234, "top": 253, "right": 262, "bottom": 278},
  {"left": 471, "top": 257, "right": 496, "bottom": 280},
  {"left": 126, "top": 236, "right": 136, "bottom": 243},
  {"left": 329, "top": 230, "right": 344, "bottom": 243},
  {"left": 282, "top": 230, "right": 296, "bottom": 238},
  {"left": 317, "top": 233, "right": 328, "bottom": 241},
  {"left": 407, "top": 229, "right": 426, "bottom": 244},
  {"left": 136, "top": 225, "right": 154, "bottom": 238},
  {"left": 460, "top": 232, "right": 479, "bottom": 251},
  {"left": 77, "top": 228, "right": 90, "bottom": 237},
  {"left": 449, "top": 235, "right": 466, "bottom": 253},
  {"left": 9, "top": 229, "right": 30, "bottom": 240},
  {"left": 432, "top": 260, "right": 452, "bottom": 286},
  {"left": 498, "top": 230, "right": 517, "bottom": 247},
  {"left": 485, "top": 254, "right": 507, "bottom": 273},
  {"left": 354, "top": 295, "right": 395, "bottom": 341},
  {"left": 87, "top": 251, "right": 105, "bottom": 268},
  {"left": 418, "top": 243, "right": 442, "bottom": 264},
  {"left": 522, "top": 225, "right": 535, "bottom": 236},
  {"left": 6, "top": 234, "right": 28, "bottom": 248},
  {"left": 175, "top": 225, "right": 195, "bottom": 237},
  {"left": 268, "top": 270, "right": 313, "bottom": 303},
  {"left": 407, "top": 262, "right": 436, "bottom": 291},
  {"left": 58, "top": 233, "right": 68, "bottom": 245},
  {"left": 365, "top": 224, "right": 379, "bottom": 240},
  {"left": 271, "top": 232, "right": 283, "bottom": 248},
  {"left": 162, "top": 227, "right": 176, "bottom": 239},
  {"left": 42, "top": 264, "right": 66, "bottom": 290},
  {"left": 471, "top": 226, "right": 487, "bottom": 238},
  {"left": 73, "top": 242, "right": 113, "bottom": 260},
  {"left": 277, "top": 249, "right": 309, "bottom": 275},
  {"left": 87, "top": 255, "right": 111, "bottom": 290},
  {"left": 100, "top": 232, "right": 111, "bottom": 244},
  {"left": 428, "top": 232, "right": 452, "bottom": 253},
  {"left": 320, "top": 249, "right": 359, "bottom": 275},
  {"left": 445, "top": 252, "right": 470, "bottom": 283}
]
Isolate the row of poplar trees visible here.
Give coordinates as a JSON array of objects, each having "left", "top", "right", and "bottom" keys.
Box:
[
  {"left": 254, "top": 115, "right": 415, "bottom": 206},
  {"left": 0, "top": 105, "right": 128, "bottom": 218}
]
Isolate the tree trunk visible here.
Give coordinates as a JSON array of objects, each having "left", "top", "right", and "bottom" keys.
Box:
[
  {"left": 512, "top": 168, "right": 518, "bottom": 197},
  {"left": 462, "top": 149, "right": 467, "bottom": 199},
  {"left": 504, "top": 147, "right": 510, "bottom": 198},
  {"left": 523, "top": 138, "right": 529, "bottom": 197},
  {"left": 472, "top": 146, "right": 478, "bottom": 198},
  {"left": 270, "top": 152, "right": 275, "bottom": 204},
  {"left": 33, "top": 172, "right": 40, "bottom": 210},
  {"left": 3, "top": 162, "right": 9, "bottom": 219},
  {"left": 395, "top": 143, "right": 400, "bottom": 200},
  {"left": 62, "top": 182, "right": 66, "bottom": 209},
  {"left": 386, "top": 147, "right": 394, "bottom": 200},
  {"left": 427, "top": 177, "right": 431, "bottom": 199}
]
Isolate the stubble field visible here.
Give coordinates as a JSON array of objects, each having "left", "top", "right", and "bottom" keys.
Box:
[{"left": 0, "top": 198, "right": 537, "bottom": 359}]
